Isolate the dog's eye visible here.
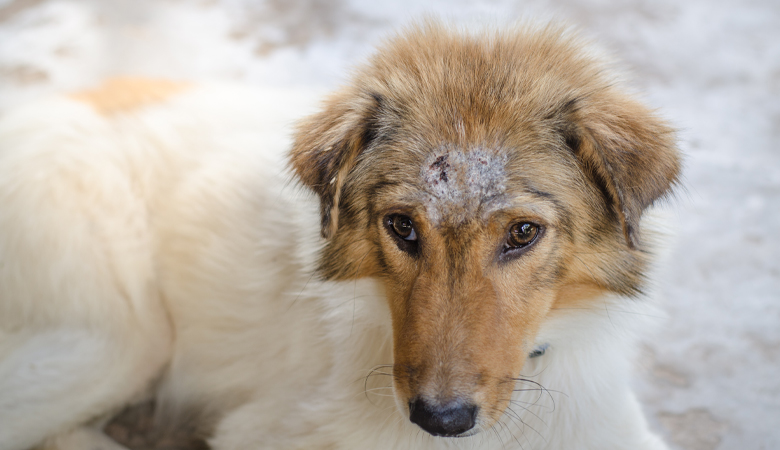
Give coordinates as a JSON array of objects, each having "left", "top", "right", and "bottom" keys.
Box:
[
  {"left": 385, "top": 214, "right": 420, "bottom": 256},
  {"left": 506, "top": 222, "right": 539, "bottom": 249},
  {"left": 388, "top": 215, "right": 417, "bottom": 241}
]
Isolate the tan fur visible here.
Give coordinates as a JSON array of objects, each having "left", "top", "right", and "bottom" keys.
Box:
[
  {"left": 70, "top": 77, "right": 190, "bottom": 115},
  {"left": 290, "top": 21, "right": 680, "bottom": 433}
]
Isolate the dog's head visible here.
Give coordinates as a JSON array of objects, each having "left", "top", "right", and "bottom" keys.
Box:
[{"left": 290, "top": 22, "right": 679, "bottom": 437}]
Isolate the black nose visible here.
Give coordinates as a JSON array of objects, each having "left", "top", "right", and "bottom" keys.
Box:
[{"left": 408, "top": 397, "right": 478, "bottom": 437}]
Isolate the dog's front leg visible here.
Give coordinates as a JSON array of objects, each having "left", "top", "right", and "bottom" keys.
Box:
[
  {"left": 0, "top": 326, "right": 169, "bottom": 450},
  {"left": 34, "top": 426, "right": 130, "bottom": 450}
]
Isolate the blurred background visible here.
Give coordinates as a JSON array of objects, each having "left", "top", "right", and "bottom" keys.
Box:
[{"left": 0, "top": 0, "right": 777, "bottom": 449}]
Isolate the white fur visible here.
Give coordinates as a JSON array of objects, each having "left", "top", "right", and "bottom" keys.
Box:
[{"left": 0, "top": 85, "right": 666, "bottom": 450}]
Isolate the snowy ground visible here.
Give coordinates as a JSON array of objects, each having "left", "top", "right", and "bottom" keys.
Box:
[{"left": 0, "top": 0, "right": 777, "bottom": 449}]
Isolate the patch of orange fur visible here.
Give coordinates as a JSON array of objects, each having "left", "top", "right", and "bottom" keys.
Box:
[{"left": 70, "top": 78, "right": 190, "bottom": 115}]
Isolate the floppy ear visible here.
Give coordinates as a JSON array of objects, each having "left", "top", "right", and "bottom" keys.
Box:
[
  {"left": 561, "top": 92, "right": 681, "bottom": 249},
  {"left": 289, "top": 90, "right": 383, "bottom": 238}
]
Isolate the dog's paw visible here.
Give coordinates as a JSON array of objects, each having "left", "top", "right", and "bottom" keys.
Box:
[{"left": 36, "top": 427, "right": 131, "bottom": 450}]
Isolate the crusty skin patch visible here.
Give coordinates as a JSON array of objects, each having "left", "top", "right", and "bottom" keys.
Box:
[
  {"left": 421, "top": 147, "right": 508, "bottom": 225},
  {"left": 70, "top": 78, "right": 190, "bottom": 115}
]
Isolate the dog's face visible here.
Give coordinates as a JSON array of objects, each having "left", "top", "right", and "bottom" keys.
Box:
[{"left": 290, "top": 23, "right": 679, "bottom": 437}]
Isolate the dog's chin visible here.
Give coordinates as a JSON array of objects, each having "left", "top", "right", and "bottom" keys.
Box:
[{"left": 442, "top": 427, "right": 483, "bottom": 439}]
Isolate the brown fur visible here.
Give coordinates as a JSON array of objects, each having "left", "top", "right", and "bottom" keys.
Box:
[
  {"left": 71, "top": 77, "right": 190, "bottom": 115},
  {"left": 290, "top": 22, "right": 679, "bottom": 432}
]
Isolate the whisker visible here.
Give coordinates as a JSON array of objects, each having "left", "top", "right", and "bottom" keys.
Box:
[
  {"left": 486, "top": 402, "right": 547, "bottom": 448},
  {"left": 506, "top": 376, "right": 565, "bottom": 414},
  {"left": 496, "top": 420, "right": 511, "bottom": 450},
  {"left": 360, "top": 364, "right": 398, "bottom": 406},
  {"left": 505, "top": 404, "right": 547, "bottom": 439},
  {"left": 497, "top": 415, "right": 525, "bottom": 450},
  {"left": 501, "top": 407, "right": 530, "bottom": 443},
  {"left": 499, "top": 398, "right": 550, "bottom": 425},
  {"left": 489, "top": 423, "right": 503, "bottom": 450}
]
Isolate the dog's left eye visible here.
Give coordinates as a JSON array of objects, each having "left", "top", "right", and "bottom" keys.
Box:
[{"left": 506, "top": 222, "right": 539, "bottom": 249}]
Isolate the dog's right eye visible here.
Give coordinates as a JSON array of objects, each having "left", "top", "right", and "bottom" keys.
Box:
[
  {"left": 385, "top": 214, "right": 420, "bottom": 256},
  {"left": 388, "top": 215, "right": 417, "bottom": 241}
]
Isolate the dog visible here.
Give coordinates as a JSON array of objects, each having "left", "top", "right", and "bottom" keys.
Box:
[{"left": 0, "top": 22, "right": 680, "bottom": 450}]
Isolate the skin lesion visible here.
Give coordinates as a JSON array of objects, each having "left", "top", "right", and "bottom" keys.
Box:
[
  {"left": 69, "top": 77, "right": 191, "bottom": 115},
  {"left": 419, "top": 147, "right": 509, "bottom": 227}
]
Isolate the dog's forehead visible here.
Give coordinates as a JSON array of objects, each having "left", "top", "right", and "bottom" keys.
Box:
[{"left": 418, "top": 146, "right": 508, "bottom": 225}]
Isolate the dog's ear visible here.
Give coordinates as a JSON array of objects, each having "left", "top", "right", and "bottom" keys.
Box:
[
  {"left": 560, "top": 92, "right": 680, "bottom": 248},
  {"left": 289, "top": 90, "right": 383, "bottom": 238}
]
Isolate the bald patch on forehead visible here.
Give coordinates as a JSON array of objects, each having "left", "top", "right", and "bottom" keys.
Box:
[{"left": 420, "top": 147, "right": 508, "bottom": 224}]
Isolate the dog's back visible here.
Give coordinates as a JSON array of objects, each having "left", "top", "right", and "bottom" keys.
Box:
[{"left": 0, "top": 81, "right": 325, "bottom": 449}]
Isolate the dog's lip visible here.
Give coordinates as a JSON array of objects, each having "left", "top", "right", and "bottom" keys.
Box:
[{"left": 429, "top": 427, "right": 482, "bottom": 438}]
